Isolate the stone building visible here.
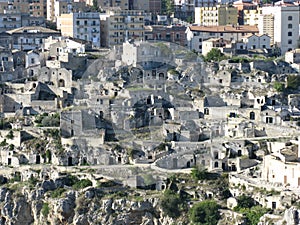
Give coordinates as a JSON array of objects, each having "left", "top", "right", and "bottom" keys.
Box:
[{"left": 262, "top": 139, "right": 300, "bottom": 187}]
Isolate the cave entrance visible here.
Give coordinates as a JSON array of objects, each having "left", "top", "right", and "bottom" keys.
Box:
[
  {"left": 36, "top": 155, "right": 40, "bottom": 164},
  {"left": 68, "top": 157, "right": 73, "bottom": 166}
]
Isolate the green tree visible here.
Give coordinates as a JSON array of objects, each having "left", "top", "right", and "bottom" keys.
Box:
[
  {"left": 287, "top": 75, "right": 300, "bottom": 90},
  {"left": 162, "top": 0, "right": 174, "bottom": 15},
  {"left": 234, "top": 195, "right": 256, "bottom": 210},
  {"left": 191, "top": 166, "right": 209, "bottom": 180},
  {"left": 274, "top": 81, "right": 284, "bottom": 92},
  {"left": 238, "top": 206, "right": 269, "bottom": 225},
  {"left": 205, "top": 48, "right": 227, "bottom": 62},
  {"left": 92, "top": 0, "right": 98, "bottom": 11},
  {"left": 160, "top": 190, "right": 182, "bottom": 218},
  {"left": 189, "top": 200, "right": 221, "bottom": 225},
  {"left": 186, "top": 16, "right": 194, "bottom": 23}
]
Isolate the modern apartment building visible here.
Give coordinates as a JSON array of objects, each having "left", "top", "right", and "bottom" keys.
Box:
[
  {"left": 100, "top": 9, "right": 144, "bottom": 47},
  {"left": 47, "top": 0, "right": 71, "bottom": 22},
  {"left": 0, "top": 4, "right": 45, "bottom": 32},
  {"left": 233, "top": 0, "right": 258, "bottom": 25},
  {"left": 47, "top": 0, "right": 87, "bottom": 22},
  {"left": 261, "top": 5, "right": 299, "bottom": 54},
  {"left": 149, "top": 0, "right": 161, "bottom": 14},
  {"left": 174, "top": 0, "right": 195, "bottom": 20},
  {"left": 0, "top": 0, "right": 46, "bottom": 17},
  {"left": 57, "top": 12, "right": 101, "bottom": 47},
  {"left": 85, "top": 0, "right": 130, "bottom": 9},
  {"left": 243, "top": 8, "right": 261, "bottom": 26},
  {"left": 258, "top": 14, "right": 274, "bottom": 46},
  {"left": 195, "top": 5, "right": 238, "bottom": 26}
]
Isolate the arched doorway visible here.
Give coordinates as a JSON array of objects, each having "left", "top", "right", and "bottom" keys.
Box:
[
  {"left": 250, "top": 111, "right": 255, "bottom": 120},
  {"left": 58, "top": 79, "right": 65, "bottom": 87}
]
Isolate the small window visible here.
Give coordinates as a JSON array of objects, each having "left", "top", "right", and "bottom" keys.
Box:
[
  {"left": 288, "top": 40, "right": 292, "bottom": 44},
  {"left": 288, "top": 16, "right": 292, "bottom": 21},
  {"left": 288, "top": 32, "right": 292, "bottom": 36},
  {"left": 288, "top": 24, "right": 292, "bottom": 28}
]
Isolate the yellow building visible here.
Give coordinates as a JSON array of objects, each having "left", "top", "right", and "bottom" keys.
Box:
[
  {"left": 243, "top": 8, "right": 262, "bottom": 26},
  {"left": 195, "top": 5, "right": 238, "bottom": 26},
  {"left": 258, "top": 14, "right": 274, "bottom": 45},
  {"left": 100, "top": 9, "right": 144, "bottom": 47}
]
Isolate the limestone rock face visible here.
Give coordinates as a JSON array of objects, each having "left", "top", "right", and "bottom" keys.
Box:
[
  {"left": 0, "top": 191, "right": 34, "bottom": 225},
  {"left": 53, "top": 191, "right": 76, "bottom": 224},
  {"left": 41, "top": 180, "right": 56, "bottom": 192},
  {"left": 0, "top": 185, "right": 184, "bottom": 225},
  {"left": 283, "top": 207, "right": 300, "bottom": 225}
]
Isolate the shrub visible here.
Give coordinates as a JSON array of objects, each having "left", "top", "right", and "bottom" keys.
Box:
[
  {"left": 72, "top": 179, "right": 93, "bottom": 190},
  {"left": 6, "top": 130, "right": 14, "bottom": 139},
  {"left": 239, "top": 206, "right": 269, "bottom": 225},
  {"left": 9, "top": 144, "right": 14, "bottom": 151},
  {"left": 41, "top": 203, "right": 50, "bottom": 217},
  {"left": 191, "top": 166, "right": 217, "bottom": 180},
  {"left": 274, "top": 81, "right": 284, "bottom": 92},
  {"left": 0, "top": 139, "right": 7, "bottom": 147},
  {"left": 160, "top": 190, "right": 182, "bottom": 218},
  {"left": 287, "top": 75, "right": 300, "bottom": 90},
  {"left": 205, "top": 48, "right": 227, "bottom": 62},
  {"left": 50, "top": 188, "right": 65, "bottom": 198},
  {"left": 189, "top": 200, "right": 221, "bottom": 225},
  {"left": 234, "top": 195, "right": 256, "bottom": 210}
]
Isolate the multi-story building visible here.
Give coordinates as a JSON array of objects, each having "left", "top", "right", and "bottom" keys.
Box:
[
  {"left": 144, "top": 25, "right": 187, "bottom": 46},
  {"left": 132, "top": 0, "right": 150, "bottom": 12},
  {"left": 100, "top": 9, "right": 144, "bottom": 47},
  {"left": 243, "top": 7, "right": 261, "bottom": 26},
  {"left": 186, "top": 25, "right": 259, "bottom": 53},
  {"left": 233, "top": 0, "right": 258, "bottom": 25},
  {"left": 195, "top": 0, "right": 217, "bottom": 7},
  {"left": 260, "top": 5, "right": 299, "bottom": 54},
  {"left": 57, "top": 12, "right": 101, "bottom": 47},
  {"left": 0, "top": 4, "right": 45, "bottom": 32},
  {"left": 258, "top": 14, "right": 274, "bottom": 46},
  {"left": 149, "top": 0, "right": 161, "bottom": 14},
  {"left": 194, "top": 5, "right": 238, "bottom": 26},
  {"left": 174, "top": 0, "right": 195, "bottom": 20},
  {"left": 0, "top": 0, "right": 46, "bottom": 17},
  {"left": 47, "top": 0, "right": 71, "bottom": 22},
  {"left": 85, "top": 0, "right": 129, "bottom": 10},
  {"left": 3, "top": 26, "right": 60, "bottom": 51},
  {"left": 47, "top": 0, "right": 87, "bottom": 22}
]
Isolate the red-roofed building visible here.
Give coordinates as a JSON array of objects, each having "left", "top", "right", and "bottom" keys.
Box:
[{"left": 186, "top": 25, "right": 259, "bottom": 53}]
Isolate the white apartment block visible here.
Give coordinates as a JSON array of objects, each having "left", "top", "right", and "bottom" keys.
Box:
[
  {"left": 258, "top": 14, "right": 274, "bottom": 45},
  {"left": 186, "top": 25, "right": 258, "bottom": 53},
  {"left": 260, "top": 5, "right": 299, "bottom": 55},
  {"left": 243, "top": 8, "right": 261, "bottom": 26},
  {"left": 57, "top": 12, "right": 101, "bottom": 47}
]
